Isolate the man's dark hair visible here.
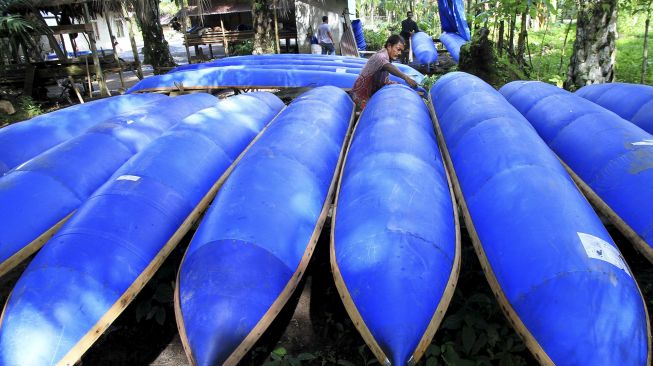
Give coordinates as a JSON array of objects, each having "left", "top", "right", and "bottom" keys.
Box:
[
  {"left": 322, "top": 16, "right": 328, "bottom": 22},
  {"left": 407, "top": 11, "right": 413, "bottom": 16},
  {"left": 385, "top": 34, "right": 405, "bottom": 48}
]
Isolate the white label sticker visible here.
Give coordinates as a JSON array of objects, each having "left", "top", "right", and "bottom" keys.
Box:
[
  {"left": 335, "top": 67, "right": 347, "bottom": 73},
  {"left": 578, "top": 233, "right": 631, "bottom": 277},
  {"left": 631, "top": 139, "right": 653, "bottom": 146},
  {"left": 116, "top": 175, "right": 141, "bottom": 182}
]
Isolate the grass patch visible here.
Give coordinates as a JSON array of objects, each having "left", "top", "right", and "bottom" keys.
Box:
[{"left": 527, "top": 16, "right": 652, "bottom": 86}]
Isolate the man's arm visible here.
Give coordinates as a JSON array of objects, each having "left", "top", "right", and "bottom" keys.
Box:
[
  {"left": 382, "top": 63, "right": 418, "bottom": 88},
  {"left": 328, "top": 30, "right": 334, "bottom": 43}
]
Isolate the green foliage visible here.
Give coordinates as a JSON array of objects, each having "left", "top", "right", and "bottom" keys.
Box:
[
  {"left": 424, "top": 293, "right": 528, "bottom": 366},
  {"left": 527, "top": 16, "right": 653, "bottom": 85},
  {"left": 0, "top": 96, "right": 42, "bottom": 126},
  {"left": 363, "top": 26, "right": 389, "bottom": 51},
  {"left": 16, "top": 96, "right": 41, "bottom": 117},
  {"left": 232, "top": 40, "right": 254, "bottom": 56},
  {"left": 134, "top": 264, "right": 175, "bottom": 326},
  {"left": 158, "top": 0, "right": 180, "bottom": 17},
  {"left": 420, "top": 74, "right": 441, "bottom": 91}
]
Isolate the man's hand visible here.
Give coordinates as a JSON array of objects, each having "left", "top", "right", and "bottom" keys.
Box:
[{"left": 404, "top": 77, "right": 418, "bottom": 88}]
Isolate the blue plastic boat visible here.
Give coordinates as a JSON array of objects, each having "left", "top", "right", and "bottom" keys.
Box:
[
  {"left": 576, "top": 82, "right": 653, "bottom": 133},
  {"left": 437, "top": 0, "right": 470, "bottom": 63},
  {"left": 129, "top": 58, "right": 424, "bottom": 94},
  {"left": 0, "top": 93, "right": 217, "bottom": 277},
  {"left": 0, "top": 92, "right": 284, "bottom": 366},
  {"left": 127, "top": 67, "right": 360, "bottom": 93},
  {"left": 438, "top": 0, "right": 471, "bottom": 42},
  {"left": 432, "top": 73, "right": 650, "bottom": 365},
  {"left": 332, "top": 84, "right": 458, "bottom": 365},
  {"left": 502, "top": 80, "right": 653, "bottom": 264},
  {"left": 439, "top": 33, "right": 468, "bottom": 62},
  {"left": 169, "top": 55, "right": 422, "bottom": 81},
  {"left": 411, "top": 32, "right": 438, "bottom": 65},
  {"left": 0, "top": 94, "right": 166, "bottom": 175},
  {"left": 175, "top": 86, "right": 354, "bottom": 365}
]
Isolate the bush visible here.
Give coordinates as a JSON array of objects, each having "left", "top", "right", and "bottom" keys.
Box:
[
  {"left": 363, "top": 27, "right": 389, "bottom": 51},
  {"left": 362, "top": 22, "right": 403, "bottom": 51},
  {"left": 0, "top": 96, "right": 42, "bottom": 126},
  {"left": 232, "top": 40, "right": 254, "bottom": 56}
]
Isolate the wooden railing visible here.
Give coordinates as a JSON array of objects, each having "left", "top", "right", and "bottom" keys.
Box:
[{"left": 184, "top": 29, "right": 298, "bottom": 46}]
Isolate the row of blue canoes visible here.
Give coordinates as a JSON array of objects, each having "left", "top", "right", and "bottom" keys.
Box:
[
  {"left": 0, "top": 75, "right": 651, "bottom": 365},
  {"left": 127, "top": 54, "right": 425, "bottom": 94}
]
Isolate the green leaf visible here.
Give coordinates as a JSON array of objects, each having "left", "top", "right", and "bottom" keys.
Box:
[
  {"left": 441, "top": 313, "right": 463, "bottom": 330},
  {"left": 155, "top": 307, "right": 166, "bottom": 325},
  {"left": 471, "top": 333, "right": 488, "bottom": 356},
  {"left": 272, "top": 347, "right": 288, "bottom": 358},
  {"left": 146, "top": 305, "right": 158, "bottom": 320},
  {"left": 426, "top": 356, "right": 438, "bottom": 366},
  {"left": 504, "top": 337, "right": 514, "bottom": 352},
  {"left": 426, "top": 344, "right": 441, "bottom": 357},
  {"left": 297, "top": 353, "right": 316, "bottom": 361},
  {"left": 462, "top": 326, "right": 476, "bottom": 355},
  {"left": 135, "top": 301, "right": 149, "bottom": 322},
  {"left": 486, "top": 325, "right": 500, "bottom": 347}
]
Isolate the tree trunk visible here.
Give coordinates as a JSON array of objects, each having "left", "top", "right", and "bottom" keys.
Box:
[
  {"left": 508, "top": 12, "right": 516, "bottom": 55},
  {"left": 133, "top": 0, "right": 176, "bottom": 73},
  {"left": 252, "top": 0, "right": 275, "bottom": 54},
  {"left": 558, "top": 19, "right": 573, "bottom": 74},
  {"left": 498, "top": 20, "right": 505, "bottom": 56},
  {"left": 642, "top": 12, "right": 650, "bottom": 84},
  {"left": 565, "top": 0, "right": 617, "bottom": 90},
  {"left": 516, "top": 5, "right": 529, "bottom": 64}
]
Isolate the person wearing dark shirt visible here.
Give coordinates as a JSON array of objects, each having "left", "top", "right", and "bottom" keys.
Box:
[{"left": 400, "top": 11, "right": 419, "bottom": 64}]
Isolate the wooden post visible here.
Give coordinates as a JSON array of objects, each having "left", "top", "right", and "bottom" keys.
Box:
[
  {"left": 85, "top": 57, "right": 92, "bottom": 98},
  {"left": 105, "top": 13, "right": 125, "bottom": 89},
  {"left": 83, "top": 2, "right": 110, "bottom": 97},
  {"left": 182, "top": 2, "right": 192, "bottom": 62},
  {"left": 220, "top": 16, "right": 229, "bottom": 57},
  {"left": 123, "top": 4, "right": 143, "bottom": 80},
  {"left": 59, "top": 34, "right": 68, "bottom": 56},
  {"left": 40, "top": 12, "right": 67, "bottom": 61},
  {"left": 68, "top": 76, "right": 85, "bottom": 104},
  {"left": 273, "top": 0, "right": 280, "bottom": 54}
]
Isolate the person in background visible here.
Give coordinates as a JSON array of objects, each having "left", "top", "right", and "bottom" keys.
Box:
[
  {"left": 317, "top": 16, "right": 335, "bottom": 55},
  {"left": 350, "top": 35, "right": 418, "bottom": 109},
  {"left": 400, "top": 11, "right": 419, "bottom": 64}
]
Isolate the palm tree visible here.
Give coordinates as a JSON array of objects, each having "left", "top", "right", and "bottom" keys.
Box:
[
  {"left": 0, "top": 0, "right": 52, "bottom": 64},
  {"left": 252, "top": 0, "right": 295, "bottom": 55}
]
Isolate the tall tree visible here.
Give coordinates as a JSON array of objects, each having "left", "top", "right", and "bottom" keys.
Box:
[
  {"left": 131, "top": 0, "right": 176, "bottom": 72},
  {"left": 252, "top": 0, "right": 275, "bottom": 54},
  {"left": 565, "top": 0, "right": 618, "bottom": 90}
]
